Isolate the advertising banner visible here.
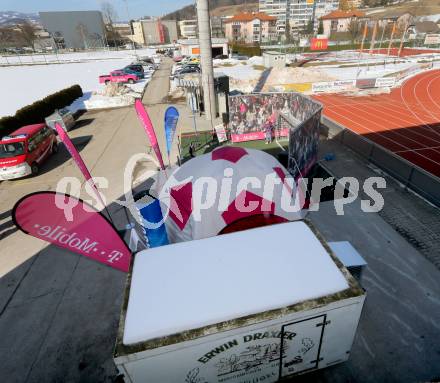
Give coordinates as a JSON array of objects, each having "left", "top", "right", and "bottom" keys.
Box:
[
  {"left": 214, "top": 124, "right": 228, "bottom": 143},
  {"left": 310, "top": 38, "right": 328, "bottom": 51},
  {"left": 54, "top": 123, "right": 105, "bottom": 209},
  {"left": 424, "top": 34, "right": 440, "bottom": 45},
  {"left": 334, "top": 80, "right": 356, "bottom": 89},
  {"left": 312, "top": 82, "right": 335, "bottom": 93},
  {"left": 375, "top": 77, "right": 396, "bottom": 88},
  {"left": 228, "top": 93, "right": 321, "bottom": 143},
  {"left": 311, "top": 80, "right": 356, "bottom": 93},
  {"left": 283, "top": 83, "right": 312, "bottom": 92},
  {"left": 356, "top": 78, "right": 377, "bottom": 89},
  {"left": 285, "top": 112, "right": 320, "bottom": 179},
  {"left": 164, "top": 106, "right": 179, "bottom": 158},
  {"left": 135, "top": 99, "right": 166, "bottom": 170},
  {"left": 12, "top": 192, "right": 131, "bottom": 272}
]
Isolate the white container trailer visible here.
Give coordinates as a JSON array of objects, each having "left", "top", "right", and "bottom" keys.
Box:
[{"left": 114, "top": 221, "right": 365, "bottom": 382}]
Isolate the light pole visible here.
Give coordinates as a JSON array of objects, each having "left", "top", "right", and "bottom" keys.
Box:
[{"left": 196, "top": 0, "right": 216, "bottom": 122}]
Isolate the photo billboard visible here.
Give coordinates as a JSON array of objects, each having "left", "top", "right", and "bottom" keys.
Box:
[
  {"left": 228, "top": 93, "right": 322, "bottom": 179},
  {"left": 280, "top": 112, "right": 321, "bottom": 179},
  {"left": 228, "top": 93, "right": 321, "bottom": 143}
]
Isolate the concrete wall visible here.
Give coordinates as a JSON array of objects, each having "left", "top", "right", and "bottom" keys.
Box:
[
  {"left": 162, "top": 20, "right": 178, "bottom": 43},
  {"left": 39, "top": 11, "right": 105, "bottom": 49},
  {"left": 141, "top": 20, "right": 177, "bottom": 44},
  {"left": 322, "top": 115, "right": 440, "bottom": 207}
]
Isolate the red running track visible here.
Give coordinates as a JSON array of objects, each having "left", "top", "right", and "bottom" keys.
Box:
[{"left": 314, "top": 70, "right": 440, "bottom": 178}]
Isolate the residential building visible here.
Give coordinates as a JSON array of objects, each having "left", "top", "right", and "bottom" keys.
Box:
[
  {"left": 112, "top": 23, "right": 132, "bottom": 39},
  {"left": 33, "top": 29, "right": 56, "bottom": 51},
  {"left": 140, "top": 19, "right": 178, "bottom": 44},
  {"left": 39, "top": 11, "right": 106, "bottom": 49},
  {"left": 131, "top": 21, "right": 145, "bottom": 45},
  {"left": 259, "top": 0, "right": 340, "bottom": 35},
  {"left": 178, "top": 38, "right": 228, "bottom": 56},
  {"left": 259, "top": 0, "right": 288, "bottom": 33},
  {"left": 320, "top": 9, "right": 367, "bottom": 38},
  {"left": 179, "top": 19, "right": 197, "bottom": 39},
  {"left": 211, "top": 16, "right": 225, "bottom": 38},
  {"left": 223, "top": 12, "right": 277, "bottom": 44},
  {"left": 162, "top": 20, "right": 178, "bottom": 43},
  {"left": 179, "top": 17, "right": 224, "bottom": 39}
]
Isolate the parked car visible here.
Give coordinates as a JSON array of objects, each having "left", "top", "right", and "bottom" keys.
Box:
[
  {"left": 125, "top": 64, "right": 145, "bottom": 74},
  {"left": 99, "top": 71, "right": 138, "bottom": 84},
  {"left": 116, "top": 67, "right": 145, "bottom": 79},
  {"left": 214, "top": 54, "right": 228, "bottom": 60},
  {"left": 172, "top": 66, "right": 201, "bottom": 78},
  {"left": 132, "top": 61, "right": 156, "bottom": 71},
  {"left": 0, "top": 123, "right": 58, "bottom": 180},
  {"left": 45, "top": 108, "right": 75, "bottom": 132},
  {"left": 139, "top": 57, "right": 156, "bottom": 65}
]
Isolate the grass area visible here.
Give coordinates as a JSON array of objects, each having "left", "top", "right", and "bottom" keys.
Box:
[{"left": 180, "top": 131, "right": 289, "bottom": 162}]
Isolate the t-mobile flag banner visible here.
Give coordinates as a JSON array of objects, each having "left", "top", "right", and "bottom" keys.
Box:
[
  {"left": 135, "top": 99, "right": 166, "bottom": 170},
  {"left": 12, "top": 191, "right": 131, "bottom": 272},
  {"left": 164, "top": 106, "right": 179, "bottom": 158},
  {"left": 55, "top": 123, "right": 105, "bottom": 209}
]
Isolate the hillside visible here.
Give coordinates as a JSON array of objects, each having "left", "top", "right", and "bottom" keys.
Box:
[
  {"left": 211, "top": 3, "right": 258, "bottom": 16},
  {"left": 366, "top": 0, "right": 440, "bottom": 19},
  {"left": 163, "top": 0, "right": 257, "bottom": 20},
  {"left": 0, "top": 11, "right": 39, "bottom": 26}
]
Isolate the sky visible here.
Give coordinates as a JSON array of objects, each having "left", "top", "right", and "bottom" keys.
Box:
[{"left": 0, "top": 0, "right": 193, "bottom": 19}]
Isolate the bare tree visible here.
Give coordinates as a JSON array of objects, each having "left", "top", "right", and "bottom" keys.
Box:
[
  {"left": 17, "top": 21, "right": 37, "bottom": 51},
  {"left": 0, "top": 27, "right": 18, "bottom": 49},
  {"left": 101, "top": 2, "right": 119, "bottom": 48},
  {"left": 101, "top": 1, "right": 118, "bottom": 24}
]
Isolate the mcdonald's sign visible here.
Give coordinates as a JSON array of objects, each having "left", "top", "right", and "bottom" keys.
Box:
[{"left": 310, "top": 38, "right": 328, "bottom": 51}]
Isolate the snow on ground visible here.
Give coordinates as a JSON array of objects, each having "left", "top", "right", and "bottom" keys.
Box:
[
  {"left": 0, "top": 48, "right": 156, "bottom": 66},
  {"left": 214, "top": 57, "right": 265, "bottom": 92},
  {"left": 266, "top": 67, "right": 336, "bottom": 88},
  {"left": 0, "top": 50, "right": 157, "bottom": 117},
  {"left": 320, "top": 60, "right": 420, "bottom": 80}
]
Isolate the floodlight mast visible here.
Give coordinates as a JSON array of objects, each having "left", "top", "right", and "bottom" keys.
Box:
[{"left": 196, "top": 0, "right": 216, "bottom": 122}]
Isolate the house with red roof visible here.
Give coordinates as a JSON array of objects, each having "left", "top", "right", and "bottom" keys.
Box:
[
  {"left": 224, "top": 12, "right": 277, "bottom": 44},
  {"left": 321, "top": 9, "right": 368, "bottom": 38}
]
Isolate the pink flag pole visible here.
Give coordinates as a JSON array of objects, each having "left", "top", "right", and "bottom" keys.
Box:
[
  {"left": 134, "top": 99, "right": 166, "bottom": 170},
  {"left": 54, "top": 123, "right": 107, "bottom": 213}
]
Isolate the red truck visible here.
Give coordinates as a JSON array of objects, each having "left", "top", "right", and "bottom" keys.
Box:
[{"left": 99, "top": 70, "right": 138, "bottom": 85}]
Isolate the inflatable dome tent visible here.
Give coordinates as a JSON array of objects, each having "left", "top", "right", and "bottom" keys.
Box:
[{"left": 148, "top": 146, "right": 306, "bottom": 243}]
